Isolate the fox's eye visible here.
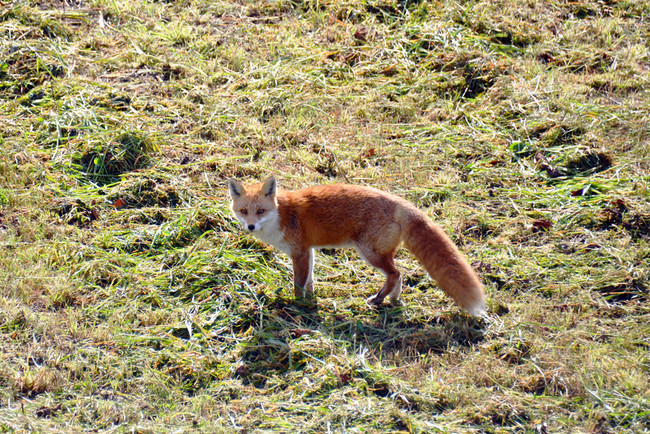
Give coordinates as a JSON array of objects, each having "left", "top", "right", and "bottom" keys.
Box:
[
  {"left": 256, "top": 209, "right": 265, "bottom": 215},
  {"left": 240, "top": 209, "right": 248, "bottom": 215}
]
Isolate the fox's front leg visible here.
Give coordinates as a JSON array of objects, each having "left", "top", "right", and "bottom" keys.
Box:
[{"left": 291, "top": 248, "right": 314, "bottom": 298}]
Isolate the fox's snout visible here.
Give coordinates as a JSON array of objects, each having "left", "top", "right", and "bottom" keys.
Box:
[{"left": 235, "top": 213, "right": 271, "bottom": 233}]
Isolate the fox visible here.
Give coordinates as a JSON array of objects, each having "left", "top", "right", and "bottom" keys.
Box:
[{"left": 228, "top": 176, "right": 486, "bottom": 317}]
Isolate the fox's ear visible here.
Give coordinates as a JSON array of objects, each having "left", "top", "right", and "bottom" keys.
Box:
[
  {"left": 261, "top": 176, "right": 277, "bottom": 198},
  {"left": 228, "top": 178, "right": 244, "bottom": 198}
]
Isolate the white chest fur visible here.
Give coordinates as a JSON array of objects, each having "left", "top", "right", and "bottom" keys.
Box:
[{"left": 254, "top": 210, "right": 292, "bottom": 254}]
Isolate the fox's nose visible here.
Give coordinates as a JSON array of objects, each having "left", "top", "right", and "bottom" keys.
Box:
[{"left": 247, "top": 224, "right": 255, "bottom": 231}]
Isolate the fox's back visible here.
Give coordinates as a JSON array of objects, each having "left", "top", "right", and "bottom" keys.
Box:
[{"left": 276, "top": 183, "right": 416, "bottom": 247}]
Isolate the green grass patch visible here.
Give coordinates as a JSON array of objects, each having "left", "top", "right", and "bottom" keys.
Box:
[{"left": 1, "top": 0, "right": 649, "bottom": 431}]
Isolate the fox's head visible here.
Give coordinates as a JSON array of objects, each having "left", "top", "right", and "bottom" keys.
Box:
[{"left": 228, "top": 176, "right": 278, "bottom": 232}]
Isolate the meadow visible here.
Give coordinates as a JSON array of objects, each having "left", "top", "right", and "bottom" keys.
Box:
[{"left": 1, "top": 0, "right": 649, "bottom": 431}]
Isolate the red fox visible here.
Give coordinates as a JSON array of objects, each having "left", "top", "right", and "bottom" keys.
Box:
[{"left": 228, "top": 176, "right": 486, "bottom": 316}]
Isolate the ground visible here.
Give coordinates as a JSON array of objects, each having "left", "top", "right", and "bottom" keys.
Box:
[{"left": 0, "top": 0, "right": 649, "bottom": 432}]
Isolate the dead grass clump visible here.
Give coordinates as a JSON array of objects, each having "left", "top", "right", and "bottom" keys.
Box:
[
  {"left": 47, "top": 284, "right": 84, "bottom": 309},
  {"left": 1, "top": 307, "right": 34, "bottom": 332},
  {"left": 460, "top": 64, "right": 499, "bottom": 99},
  {"left": 451, "top": 0, "right": 547, "bottom": 49},
  {"left": 238, "top": 342, "right": 292, "bottom": 386},
  {"left": 52, "top": 199, "right": 99, "bottom": 227},
  {"left": 572, "top": 199, "right": 650, "bottom": 241},
  {"left": 0, "top": 46, "right": 65, "bottom": 97},
  {"left": 70, "top": 256, "right": 135, "bottom": 289},
  {"left": 565, "top": 151, "right": 613, "bottom": 175},
  {"left": 0, "top": 3, "right": 73, "bottom": 40},
  {"left": 517, "top": 365, "right": 581, "bottom": 397},
  {"left": 595, "top": 280, "right": 648, "bottom": 304},
  {"left": 75, "top": 132, "right": 157, "bottom": 185},
  {"left": 623, "top": 214, "right": 650, "bottom": 240},
  {"left": 538, "top": 149, "right": 613, "bottom": 179},
  {"left": 107, "top": 176, "right": 183, "bottom": 209},
  {"left": 460, "top": 217, "right": 496, "bottom": 240},
  {"left": 491, "top": 337, "right": 532, "bottom": 365},
  {"left": 12, "top": 366, "right": 62, "bottom": 397},
  {"left": 468, "top": 395, "right": 530, "bottom": 428},
  {"left": 529, "top": 123, "right": 586, "bottom": 147}
]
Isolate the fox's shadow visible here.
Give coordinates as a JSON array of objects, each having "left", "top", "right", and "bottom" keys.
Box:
[
  {"left": 234, "top": 295, "right": 486, "bottom": 387},
  {"left": 322, "top": 302, "right": 486, "bottom": 356}
]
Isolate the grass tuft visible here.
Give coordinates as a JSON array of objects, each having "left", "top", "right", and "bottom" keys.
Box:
[{"left": 75, "top": 131, "right": 157, "bottom": 185}]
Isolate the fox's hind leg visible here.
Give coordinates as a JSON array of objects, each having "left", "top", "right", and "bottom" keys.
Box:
[{"left": 355, "top": 245, "right": 402, "bottom": 306}]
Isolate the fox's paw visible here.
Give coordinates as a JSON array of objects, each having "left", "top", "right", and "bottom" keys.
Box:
[{"left": 366, "top": 294, "right": 384, "bottom": 307}]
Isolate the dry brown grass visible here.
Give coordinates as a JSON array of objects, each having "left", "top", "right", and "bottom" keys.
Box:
[{"left": 1, "top": 0, "right": 649, "bottom": 431}]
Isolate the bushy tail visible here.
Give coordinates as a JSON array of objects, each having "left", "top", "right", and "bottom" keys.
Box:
[{"left": 403, "top": 212, "right": 486, "bottom": 316}]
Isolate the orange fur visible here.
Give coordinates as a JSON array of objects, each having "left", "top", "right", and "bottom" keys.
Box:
[{"left": 228, "top": 176, "right": 486, "bottom": 316}]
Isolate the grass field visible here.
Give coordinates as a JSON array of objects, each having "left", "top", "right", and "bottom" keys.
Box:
[{"left": 1, "top": 0, "right": 649, "bottom": 431}]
